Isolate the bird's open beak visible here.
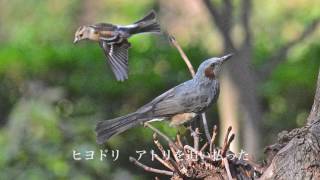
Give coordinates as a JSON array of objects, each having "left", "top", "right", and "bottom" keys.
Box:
[
  {"left": 220, "top": 53, "right": 233, "bottom": 63},
  {"left": 73, "top": 38, "right": 79, "bottom": 44}
]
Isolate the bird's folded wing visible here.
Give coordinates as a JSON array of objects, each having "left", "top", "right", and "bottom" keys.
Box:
[
  {"left": 99, "top": 41, "right": 131, "bottom": 81},
  {"left": 139, "top": 83, "right": 198, "bottom": 116}
]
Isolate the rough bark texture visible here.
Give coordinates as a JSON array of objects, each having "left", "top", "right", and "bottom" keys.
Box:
[
  {"left": 261, "top": 69, "right": 320, "bottom": 179},
  {"left": 308, "top": 71, "right": 320, "bottom": 125}
]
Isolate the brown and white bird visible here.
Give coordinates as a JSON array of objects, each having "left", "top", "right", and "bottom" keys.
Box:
[
  {"left": 74, "top": 10, "right": 161, "bottom": 81},
  {"left": 96, "top": 54, "right": 233, "bottom": 144}
]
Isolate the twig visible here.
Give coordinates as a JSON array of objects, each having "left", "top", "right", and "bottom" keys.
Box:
[
  {"left": 176, "top": 132, "right": 183, "bottom": 148},
  {"left": 188, "top": 126, "right": 200, "bottom": 151},
  {"left": 132, "top": 124, "right": 260, "bottom": 179},
  {"left": 153, "top": 133, "right": 167, "bottom": 159},
  {"left": 154, "top": 154, "right": 175, "bottom": 171},
  {"left": 223, "top": 157, "right": 233, "bottom": 180},
  {"left": 200, "top": 142, "right": 208, "bottom": 152},
  {"left": 169, "top": 143, "right": 181, "bottom": 163},
  {"left": 222, "top": 126, "right": 232, "bottom": 157},
  {"left": 152, "top": 134, "right": 178, "bottom": 173},
  {"left": 168, "top": 35, "right": 195, "bottom": 76},
  {"left": 169, "top": 158, "right": 185, "bottom": 178},
  {"left": 259, "top": 18, "right": 320, "bottom": 80},
  {"left": 184, "top": 145, "right": 214, "bottom": 162},
  {"left": 145, "top": 122, "right": 180, "bottom": 150},
  {"left": 210, "top": 125, "right": 218, "bottom": 153},
  {"left": 129, "top": 157, "right": 173, "bottom": 176},
  {"left": 168, "top": 34, "right": 212, "bottom": 143}
]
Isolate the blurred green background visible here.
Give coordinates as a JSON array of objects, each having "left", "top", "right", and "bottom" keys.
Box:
[{"left": 0, "top": 0, "right": 319, "bottom": 179}]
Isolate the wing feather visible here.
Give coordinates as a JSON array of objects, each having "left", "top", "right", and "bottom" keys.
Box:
[{"left": 99, "top": 41, "right": 131, "bottom": 81}]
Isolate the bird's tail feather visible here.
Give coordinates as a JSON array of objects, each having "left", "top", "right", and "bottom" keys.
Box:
[
  {"left": 95, "top": 112, "right": 146, "bottom": 144},
  {"left": 131, "top": 10, "right": 161, "bottom": 34}
]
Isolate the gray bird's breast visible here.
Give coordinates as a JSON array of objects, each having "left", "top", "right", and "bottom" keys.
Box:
[{"left": 178, "top": 79, "right": 220, "bottom": 113}]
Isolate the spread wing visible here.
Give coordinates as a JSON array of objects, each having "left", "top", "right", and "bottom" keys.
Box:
[{"left": 99, "top": 41, "right": 131, "bottom": 81}]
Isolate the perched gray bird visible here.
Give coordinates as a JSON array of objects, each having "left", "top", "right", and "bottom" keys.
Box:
[
  {"left": 74, "top": 10, "right": 161, "bottom": 81},
  {"left": 96, "top": 54, "right": 233, "bottom": 144}
]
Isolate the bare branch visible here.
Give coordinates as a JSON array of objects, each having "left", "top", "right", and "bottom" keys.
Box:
[
  {"left": 222, "top": 126, "right": 232, "bottom": 157},
  {"left": 258, "top": 18, "right": 320, "bottom": 80},
  {"left": 200, "top": 142, "right": 208, "bottom": 152},
  {"left": 210, "top": 125, "right": 218, "bottom": 153},
  {"left": 222, "top": 157, "right": 233, "bottom": 180},
  {"left": 145, "top": 122, "right": 180, "bottom": 150},
  {"left": 132, "top": 125, "right": 260, "bottom": 179},
  {"left": 154, "top": 154, "right": 175, "bottom": 171},
  {"left": 168, "top": 35, "right": 195, "bottom": 76},
  {"left": 202, "top": 0, "right": 235, "bottom": 50},
  {"left": 184, "top": 145, "right": 212, "bottom": 161},
  {"left": 202, "top": 0, "right": 222, "bottom": 28},
  {"left": 176, "top": 132, "right": 183, "bottom": 148},
  {"left": 129, "top": 157, "right": 174, "bottom": 176},
  {"left": 153, "top": 133, "right": 167, "bottom": 158}
]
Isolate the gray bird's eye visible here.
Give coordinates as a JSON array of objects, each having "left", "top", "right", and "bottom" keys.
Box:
[
  {"left": 79, "top": 34, "right": 83, "bottom": 37},
  {"left": 210, "top": 63, "right": 215, "bottom": 67}
]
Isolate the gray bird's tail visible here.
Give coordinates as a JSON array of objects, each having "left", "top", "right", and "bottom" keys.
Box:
[
  {"left": 129, "top": 10, "right": 161, "bottom": 34},
  {"left": 95, "top": 112, "right": 146, "bottom": 144}
]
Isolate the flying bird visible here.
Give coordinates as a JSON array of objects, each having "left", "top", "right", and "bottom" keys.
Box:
[
  {"left": 74, "top": 10, "right": 161, "bottom": 81},
  {"left": 96, "top": 54, "right": 233, "bottom": 144}
]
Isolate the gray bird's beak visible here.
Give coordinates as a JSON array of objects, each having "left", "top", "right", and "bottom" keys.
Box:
[
  {"left": 220, "top": 53, "right": 233, "bottom": 63},
  {"left": 73, "top": 38, "right": 79, "bottom": 44}
]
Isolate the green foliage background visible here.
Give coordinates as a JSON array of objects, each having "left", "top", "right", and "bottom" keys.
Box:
[{"left": 0, "top": 0, "right": 319, "bottom": 179}]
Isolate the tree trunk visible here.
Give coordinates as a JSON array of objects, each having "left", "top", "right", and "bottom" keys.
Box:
[
  {"left": 201, "top": 0, "right": 263, "bottom": 156},
  {"left": 219, "top": 50, "right": 262, "bottom": 157},
  {"left": 261, "top": 68, "right": 320, "bottom": 179}
]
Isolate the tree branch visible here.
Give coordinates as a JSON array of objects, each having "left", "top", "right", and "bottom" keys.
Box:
[
  {"left": 144, "top": 122, "right": 180, "bottom": 150},
  {"left": 168, "top": 35, "right": 195, "bottom": 76},
  {"left": 202, "top": 0, "right": 235, "bottom": 50},
  {"left": 129, "top": 157, "right": 174, "bottom": 176},
  {"left": 258, "top": 18, "right": 320, "bottom": 80},
  {"left": 202, "top": 0, "right": 222, "bottom": 28}
]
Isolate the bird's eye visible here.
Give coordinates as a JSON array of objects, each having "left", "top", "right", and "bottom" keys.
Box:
[
  {"left": 79, "top": 34, "right": 83, "bottom": 37},
  {"left": 210, "top": 63, "right": 215, "bottom": 67}
]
